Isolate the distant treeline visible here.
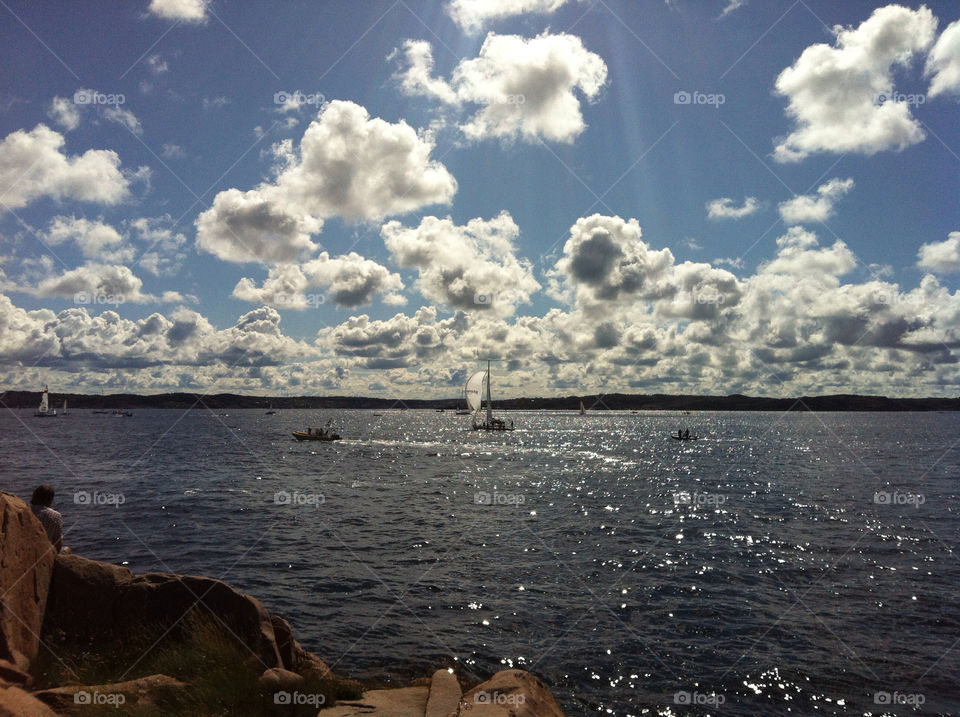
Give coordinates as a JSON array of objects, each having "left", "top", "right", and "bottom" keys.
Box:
[{"left": 3, "top": 390, "right": 960, "bottom": 411}]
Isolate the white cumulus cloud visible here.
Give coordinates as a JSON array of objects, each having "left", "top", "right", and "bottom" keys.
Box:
[
  {"left": 778, "top": 177, "right": 854, "bottom": 225},
  {"left": 197, "top": 101, "right": 457, "bottom": 264},
  {"left": 0, "top": 125, "right": 131, "bottom": 209},
  {"left": 773, "top": 4, "right": 937, "bottom": 162},
  {"left": 147, "top": 0, "right": 209, "bottom": 23},
  {"left": 918, "top": 232, "right": 960, "bottom": 274},
  {"left": 926, "top": 19, "right": 960, "bottom": 98},
  {"left": 382, "top": 212, "right": 540, "bottom": 315},
  {"left": 706, "top": 196, "right": 760, "bottom": 220},
  {"left": 395, "top": 32, "right": 607, "bottom": 143}
]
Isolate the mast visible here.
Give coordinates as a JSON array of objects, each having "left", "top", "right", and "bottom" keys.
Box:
[{"left": 485, "top": 359, "right": 493, "bottom": 424}]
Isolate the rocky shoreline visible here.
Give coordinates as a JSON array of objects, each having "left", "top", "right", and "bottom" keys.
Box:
[{"left": 0, "top": 491, "right": 565, "bottom": 716}]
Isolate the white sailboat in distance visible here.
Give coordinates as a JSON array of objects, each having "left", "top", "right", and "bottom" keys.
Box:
[
  {"left": 34, "top": 386, "right": 57, "bottom": 417},
  {"left": 466, "top": 360, "right": 514, "bottom": 431}
]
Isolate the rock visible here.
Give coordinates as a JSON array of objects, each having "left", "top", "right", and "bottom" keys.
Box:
[
  {"left": 0, "top": 492, "right": 55, "bottom": 673},
  {"left": 257, "top": 667, "right": 305, "bottom": 693},
  {"left": 271, "top": 615, "right": 297, "bottom": 670},
  {"left": 42, "top": 553, "right": 282, "bottom": 669},
  {"left": 0, "top": 658, "right": 31, "bottom": 687},
  {"left": 31, "top": 674, "right": 186, "bottom": 713},
  {"left": 0, "top": 684, "right": 60, "bottom": 717},
  {"left": 461, "top": 670, "right": 565, "bottom": 717},
  {"left": 293, "top": 649, "right": 333, "bottom": 681},
  {"left": 323, "top": 685, "right": 430, "bottom": 716},
  {"left": 425, "top": 668, "right": 461, "bottom": 717}
]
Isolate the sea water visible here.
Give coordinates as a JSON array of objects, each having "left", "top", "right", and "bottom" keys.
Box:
[{"left": 3, "top": 408, "right": 958, "bottom": 714}]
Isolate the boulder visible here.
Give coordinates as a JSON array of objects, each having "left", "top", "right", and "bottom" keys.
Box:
[
  {"left": 0, "top": 684, "right": 60, "bottom": 717},
  {"left": 271, "top": 614, "right": 297, "bottom": 670},
  {"left": 461, "top": 670, "right": 565, "bottom": 717},
  {"left": 323, "top": 685, "right": 430, "bottom": 716},
  {"left": 425, "top": 668, "right": 462, "bottom": 717},
  {"left": 0, "top": 658, "right": 31, "bottom": 687},
  {"left": 0, "top": 492, "right": 55, "bottom": 673},
  {"left": 32, "top": 674, "right": 186, "bottom": 713},
  {"left": 257, "top": 667, "right": 304, "bottom": 693},
  {"left": 42, "top": 553, "right": 282, "bottom": 668}
]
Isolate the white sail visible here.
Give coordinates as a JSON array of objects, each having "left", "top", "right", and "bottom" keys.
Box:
[
  {"left": 579, "top": 400, "right": 586, "bottom": 415},
  {"left": 38, "top": 387, "right": 49, "bottom": 413},
  {"left": 465, "top": 371, "right": 486, "bottom": 414},
  {"left": 485, "top": 361, "right": 493, "bottom": 424}
]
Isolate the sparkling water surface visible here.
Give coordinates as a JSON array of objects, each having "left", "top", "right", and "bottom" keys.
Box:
[{"left": 3, "top": 408, "right": 958, "bottom": 715}]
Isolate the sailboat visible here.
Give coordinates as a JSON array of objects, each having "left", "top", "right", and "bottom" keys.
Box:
[
  {"left": 466, "top": 360, "right": 514, "bottom": 431},
  {"left": 579, "top": 400, "right": 586, "bottom": 415},
  {"left": 34, "top": 386, "right": 57, "bottom": 417},
  {"left": 265, "top": 401, "right": 277, "bottom": 415},
  {"left": 62, "top": 399, "right": 69, "bottom": 416}
]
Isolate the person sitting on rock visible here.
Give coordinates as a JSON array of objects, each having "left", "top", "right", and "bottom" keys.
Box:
[{"left": 30, "top": 484, "right": 63, "bottom": 552}]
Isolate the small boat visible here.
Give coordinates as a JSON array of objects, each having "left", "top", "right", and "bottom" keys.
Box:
[
  {"left": 34, "top": 386, "right": 57, "bottom": 417},
  {"left": 265, "top": 401, "right": 277, "bottom": 415},
  {"left": 466, "top": 360, "right": 514, "bottom": 431},
  {"left": 113, "top": 409, "right": 133, "bottom": 417},
  {"left": 579, "top": 400, "right": 586, "bottom": 416},
  {"left": 61, "top": 399, "right": 69, "bottom": 416},
  {"left": 92, "top": 410, "right": 110, "bottom": 414},
  {"left": 292, "top": 430, "right": 341, "bottom": 441},
  {"left": 671, "top": 431, "right": 698, "bottom": 441}
]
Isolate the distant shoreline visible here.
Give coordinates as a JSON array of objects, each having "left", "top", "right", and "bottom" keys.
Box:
[{"left": 3, "top": 390, "right": 960, "bottom": 412}]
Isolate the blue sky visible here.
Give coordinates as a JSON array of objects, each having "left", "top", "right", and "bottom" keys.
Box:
[{"left": 1, "top": 0, "right": 959, "bottom": 397}]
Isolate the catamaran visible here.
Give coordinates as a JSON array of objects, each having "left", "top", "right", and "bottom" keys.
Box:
[
  {"left": 465, "top": 360, "right": 514, "bottom": 431},
  {"left": 34, "top": 386, "right": 57, "bottom": 417}
]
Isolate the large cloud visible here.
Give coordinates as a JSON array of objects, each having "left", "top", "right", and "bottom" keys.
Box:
[
  {"left": 196, "top": 101, "right": 457, "bottom": 263},
  {"left": 44, "top": 216, "right": 132, "bottom": 263},
  {"left": 232, "top": 254, "right": 405, "bottom": 309},
  {"left": 0, "top": 125, "right": 132, "bottom": 209},
  {"left": 446, "top": 0, "right": 577, "bottom": 32},
  {"left": 773, "top": 5, "right": 937, "bottom": 162},
  {"left": 382, "top": 212, "right": 539, "bottom": 315},
  {"left": 32, "top": 263, "right": 168, "bottom": 304},
  {"left": 395, "top": 33, "right": 607, "bottom": 143},
  {"left": 926, "top": 19, "right": 960, "bottom": 98},
  {"left": 549, "top": 214, "right": 674, "bottom": 305},
  {"left": 917, "top": 232, "right": 960, "bottom": 274},
  {"left": 778, "top": 178, "right": 854, "bottom": 225}
]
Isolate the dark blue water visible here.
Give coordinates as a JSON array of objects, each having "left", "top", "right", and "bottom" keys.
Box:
[{"left": 3, "top": 408, "right": 958, "bottom": 715}]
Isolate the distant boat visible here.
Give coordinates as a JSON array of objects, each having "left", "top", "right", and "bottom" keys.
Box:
[
  {"left": 579, "top": 400, "right": 586, "bottom": 416},
  {"left": 61, "top": 399, "right": 69, "bottom": 416},
  {"left": 265, "top": 401, "right": 277, "bottom": 415},
  {"left": 34, "top": 386, "right": 57, "bottom": 417},
  {"left": 292, "top": 429, "right": 341, "bottom": 442},
  {"left": 467, "top": 360, "right": 514, "bottom": 431},
  {"left": 112, "top": 409, "right": 132, "bottom": 417},
  {"left": 672, "top": 430, "right": 697, "bottom": 441},
  {"left": 92, "top": 410, "right": 110, "bottom": 414}
]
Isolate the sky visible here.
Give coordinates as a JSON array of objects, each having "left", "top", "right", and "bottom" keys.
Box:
[{"left": 1, "top": 0, "right": 959, "bottom": 399}]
